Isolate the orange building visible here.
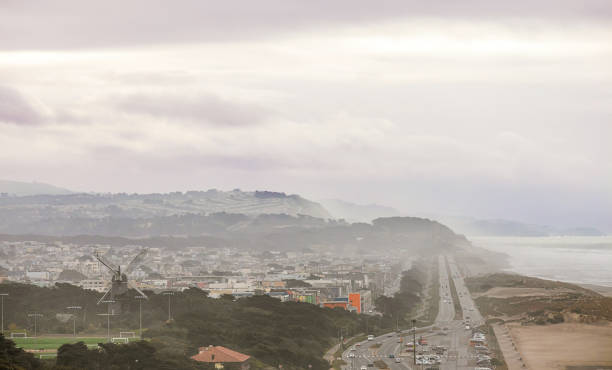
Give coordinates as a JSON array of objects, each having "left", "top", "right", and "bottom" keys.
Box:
[
  {"left": 349, "top": 293, "right": 361, "bottom": 313},
  {"left": 323, "top": 302, "right": 348, "bottom": 310}
]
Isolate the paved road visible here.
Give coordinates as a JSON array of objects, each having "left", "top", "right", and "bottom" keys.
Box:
[
  {"left": 447, "top": 255, "right": 484, "bottom": 327},
  {"left": 340, "top": 255, "right": 486, "bottom": 370}
]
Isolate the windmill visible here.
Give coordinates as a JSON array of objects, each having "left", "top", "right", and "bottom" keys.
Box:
[{"left": 95, "top": 248, "right": 149, "bottom": 314}]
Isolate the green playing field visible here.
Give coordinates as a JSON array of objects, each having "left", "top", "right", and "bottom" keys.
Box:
[{"left": 12, "top": 336, "right": 134, "bottom": 351}]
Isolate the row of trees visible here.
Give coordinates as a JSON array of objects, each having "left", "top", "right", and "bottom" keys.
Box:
[{"left": 374, "top": 260, "right": 429, "bottom": 327}]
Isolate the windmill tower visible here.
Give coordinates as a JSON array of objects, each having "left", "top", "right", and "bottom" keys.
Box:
[{"left": 95, "top": 248, "right": 149, "bottom": 314}]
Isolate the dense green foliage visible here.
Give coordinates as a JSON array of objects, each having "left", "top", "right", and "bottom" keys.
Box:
[
  {"left": 0, "top": 283, "right": 396, "bottom": 369},
  {"left": 146, "top": 289, "right": 371, "bottom": 369},
  {"left": 55, "top": 341, "right": 208, "bottom": 370},
  {"left": 0, "top": 334, "right": 44, "bottom": 370}
]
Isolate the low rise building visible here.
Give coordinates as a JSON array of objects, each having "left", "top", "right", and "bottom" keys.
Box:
[{"left": 191, "top": 345, "right": 250, "bottom": 369}]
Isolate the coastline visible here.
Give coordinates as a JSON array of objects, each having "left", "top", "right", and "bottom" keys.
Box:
[{"left": 577, "top": 283, "right": 612, "bottom": 297}]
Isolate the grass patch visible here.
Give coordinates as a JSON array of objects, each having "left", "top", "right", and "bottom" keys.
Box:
[
  {"left": 418, "top": 258, "right": 440, "bottom": 326},
  {"left": 445, "top": 258, "right": 462, "bottom": 320}
]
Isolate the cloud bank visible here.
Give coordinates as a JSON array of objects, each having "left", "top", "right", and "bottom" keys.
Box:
[{"left": 0, "top": 1, "right": 611, "bottom": 231}]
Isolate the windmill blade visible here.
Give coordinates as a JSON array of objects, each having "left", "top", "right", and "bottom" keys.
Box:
[
  {"left": 128, "top": 280, "right": 148, "bottom": 299},
  {"left": 94, "top": 251, "right": 118, "bottom": 273},
  {"left": 97, "top": 286, "right": 112, "bottom": 305},
  {"left": 125, "top": 248, "right": 148, "bottom": 274}
]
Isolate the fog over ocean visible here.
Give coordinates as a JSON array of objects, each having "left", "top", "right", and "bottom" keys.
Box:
[{"left": 471, "top": 236, "right": 612, "bottom": 287}]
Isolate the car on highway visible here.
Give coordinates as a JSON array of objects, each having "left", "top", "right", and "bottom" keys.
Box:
[
  {"left": 388, "top": 354, "right": 395, "bottom": 358},
  {"left": 360, "top": 366, "right": 367, "bottom": 370},
  {"left": 367, "top": 335, "right": 374, "bottom": 341},
  {"left": 395, "top": 357, "right": 401, "bottom": 363}
]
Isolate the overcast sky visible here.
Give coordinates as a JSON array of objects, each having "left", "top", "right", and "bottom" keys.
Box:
[{"left": 0, "top": 1, "right": 611, "bottom": 230}]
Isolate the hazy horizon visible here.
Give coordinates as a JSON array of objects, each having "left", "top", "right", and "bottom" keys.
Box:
[{"left": 1, "top": 1, "right": 611, "bottom": 231}]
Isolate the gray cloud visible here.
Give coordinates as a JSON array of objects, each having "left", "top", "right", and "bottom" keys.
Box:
[
  {"left": 115, "top": 93, "right": 271, "bottom": 127},
  {"left": 0, "top": 86, "right": 43, "bottom": 125},
  {"left": 1, "top": 0, "right": 611, "bottom": 50}
]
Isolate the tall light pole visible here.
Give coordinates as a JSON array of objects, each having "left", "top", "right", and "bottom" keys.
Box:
[
  {"left": 162, "top": 291, "right": 174, "bottom": 321},
  {"left": 67, "top": 306, "right": 82, "bottom": 337},
  {"left": 412, "top": 319, "right": 416, "bottom": 366},
  {"left": 99, "top": 300, "right": 116, "bottom": 342},
  {"left": 0, "top": 293, "right": 8, "bottom": 335},
  {"left": 135, "top": 295, "right": 146, "bottom": 339},
  {"left": 27, "top": 313, "right": 43, "bottom": 337}
]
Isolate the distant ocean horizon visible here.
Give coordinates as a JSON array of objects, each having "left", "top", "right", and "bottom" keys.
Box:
[{"left": 470, "top": 236, "right": 612, "bottom": 287}]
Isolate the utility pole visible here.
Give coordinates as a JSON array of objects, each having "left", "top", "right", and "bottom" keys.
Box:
[
  {"left": 162, "top": 291, "right": 174, "bottom": 321},
  {"left": 67, "top": 306, "right": 82, "bottom": 337},
  {"left": 412, "top": 319, "right": 416, "bottom": 366},
  {"left": 0, "top": 293, "right": 8, "bottom": 335},
  {"left": 135, "top": 295, "right": 146, "bottom": 339},
  {"left": 27, "top": 313, "right": 43, "bottom": 337}
]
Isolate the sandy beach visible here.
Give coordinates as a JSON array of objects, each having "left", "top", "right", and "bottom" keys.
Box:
[{"left": 508, "top": 322, "right": 612, "bottom": 369}]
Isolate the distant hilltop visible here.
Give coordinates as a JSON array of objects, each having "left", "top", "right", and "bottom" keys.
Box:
[
  {"left": 0, "top": 188, "right": 331, "bottom": 229},
  {"left": 0, "top": 179, "right": 73, "bottom": 196},
  {"left": 319, "top": 198, "right": 401, "bottom": 223}
]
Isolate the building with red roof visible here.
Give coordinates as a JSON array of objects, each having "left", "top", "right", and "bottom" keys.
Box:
[{"left": 191, "top": 345, "right": 251, "bottom": 369}]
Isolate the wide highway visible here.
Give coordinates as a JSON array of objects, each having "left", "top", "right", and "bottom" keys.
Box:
[{"left": 341, "top": 255, "right": 485, "bottom": 370}]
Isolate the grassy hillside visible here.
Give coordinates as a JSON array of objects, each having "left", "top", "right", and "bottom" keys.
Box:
[{"left": 466, "top": 273, "right": 612, "bottom": 325}]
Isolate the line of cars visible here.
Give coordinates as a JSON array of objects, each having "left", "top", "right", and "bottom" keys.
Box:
[{"left": 469, "top": 329, "right": 494, "bottom": 369}]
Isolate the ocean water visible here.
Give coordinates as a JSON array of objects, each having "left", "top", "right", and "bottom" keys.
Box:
[{"left": 470, "top": 236, "right": 612, "bottom": 287}]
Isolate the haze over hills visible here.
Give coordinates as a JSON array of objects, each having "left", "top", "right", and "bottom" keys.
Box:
[
  {"left": 1, "top": 179, "right": 604, "bottom": 236},
  {"left": 440, "top": 216, "right": 605, "bottom": 237},
  {"left": 0, "top": 214, "right": 468, "bottom": 255},
  {"left": 0, "top": 183, "right": 467, "bottom": 253},
  {"left": 319, "top": 198, "right": 401, "bottom": 223},
  {"left": 0, "top": 179, "right": 73, "bottom": 196}
]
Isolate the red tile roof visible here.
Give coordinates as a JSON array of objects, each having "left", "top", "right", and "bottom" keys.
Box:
[{"left": 191, "top": 346, "right": 251, "bottom": 363}]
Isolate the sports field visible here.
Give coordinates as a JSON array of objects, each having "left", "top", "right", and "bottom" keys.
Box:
[{"left": 12, "top": 336, "right": 136, "bottom": 351}]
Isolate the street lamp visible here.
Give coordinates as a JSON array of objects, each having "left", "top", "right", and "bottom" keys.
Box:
[
  {"left": 0, "top": 293, "right": 8, "bottom": 335},
  {"left": 162, "top": 291, "right": 174, "bottom": 321},
  {"left": 67, "top": 306, "right": 82, "bottom": 337},
  {"left": 135, "top": 295, "right": 146, "bottom": 339},
  {"left": 27, "top": 313, "right": 43, "bottom": 337}
]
